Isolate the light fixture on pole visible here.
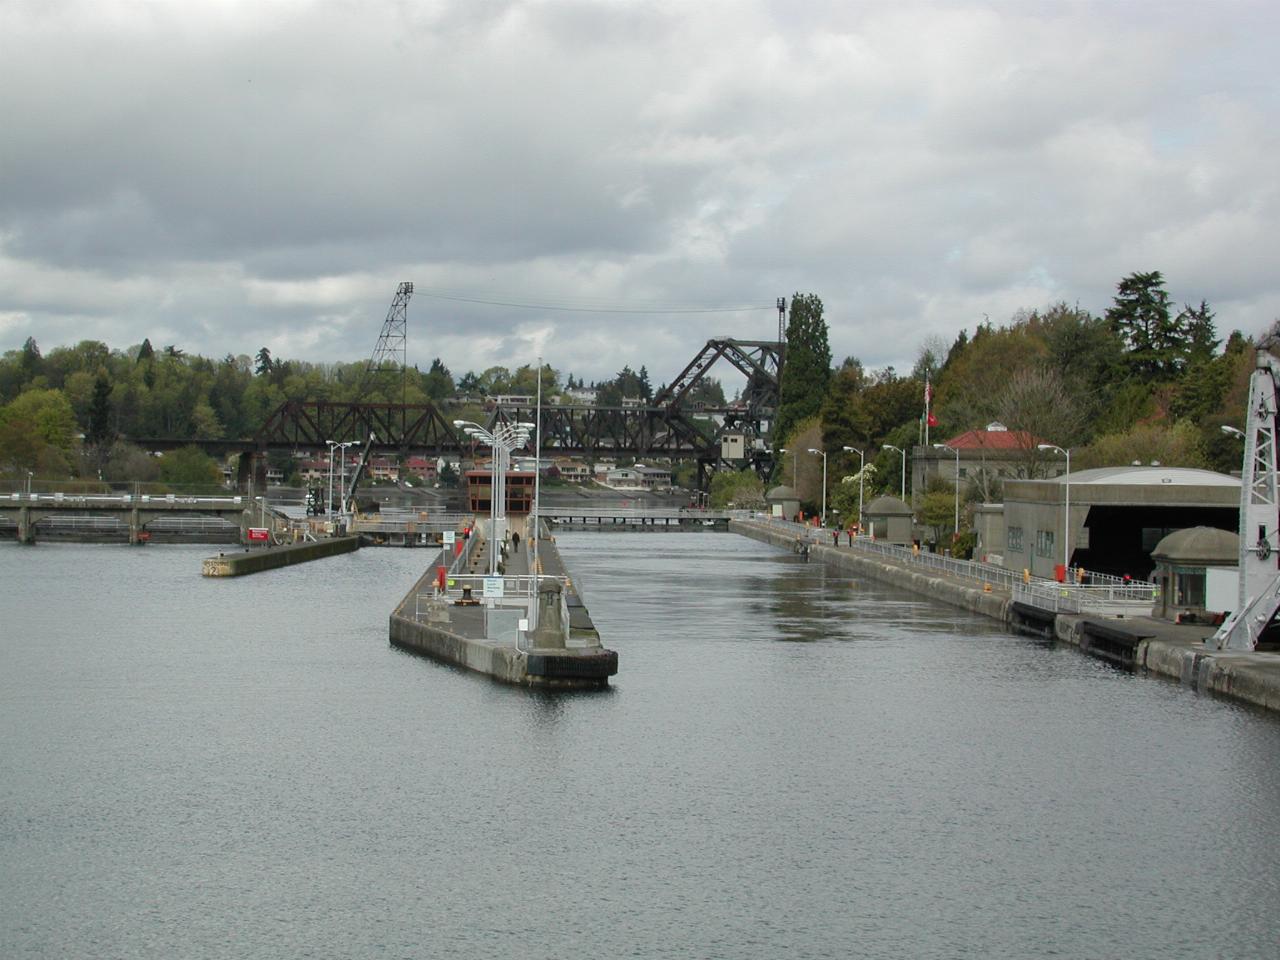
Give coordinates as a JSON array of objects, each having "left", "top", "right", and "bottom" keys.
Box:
[
  {"left": 842, "top": 446, "right": 864, "bottom": 534},
  {"left": 1221, "top": 425, "right": 1246, "bottom": 440},
  {"left": 933, "top": 443, "right": 959, "bottom": 535},
  {"left": 884, "top": 444, "right": 906, "bottom": 500},
  {"left": 806, "top": 448, "right": 828, "bottom": 526},
  {"left": 454, "top": 419, "right": 534, "bottom": 576},
  {"left": 337, "top": 440, "right": 358, "bottom": 515},
  {"left": 1038, "top": 443, "right": 1071, "bottom": 574},
  {"left": 325, "top": 440, "right": 337, "bottom": 515}
]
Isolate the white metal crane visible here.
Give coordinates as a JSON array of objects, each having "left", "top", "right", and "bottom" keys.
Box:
[{"left": 1210, "top": 327, "right": 1280, "bottom": 650}]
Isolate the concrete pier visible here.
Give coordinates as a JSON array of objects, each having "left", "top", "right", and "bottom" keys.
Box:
[
  {"left": 201, "top": 536, "right": 360, "bottom": 576},
  {"left": 388, "top": 521, "right": 618, "bottom": 688},
  {"left": 732, "top": 518, "right": 1280, "bottom": 715}
]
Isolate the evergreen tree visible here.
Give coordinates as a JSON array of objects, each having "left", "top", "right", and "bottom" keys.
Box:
[
  {"left": 1106, "top": 271, "right": 1177, "bottom": 381},
  {"left": 255, "top": 346, "right": 274, "bottom": 376},
  {"left": 1178, "top": 300, "right": 1219, "bottom": 365},
  {"left": 20, "top": 336, "right": 42, "bottom": 378},
  {"left": 136, "top": 338, "right": 155, "bottom": 363},
  {"left": 776, "top": 293, "right": 832, "bottom": 444},
  {"left": 86, "top": 372, "right": 115, "bottom": 447}
]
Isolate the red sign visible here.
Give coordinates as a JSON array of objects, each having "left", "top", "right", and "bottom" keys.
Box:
[{"left": 247, "top": 527, "right": 269, "bottom": 542}]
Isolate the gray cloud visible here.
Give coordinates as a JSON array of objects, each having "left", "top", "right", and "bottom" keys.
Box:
[{"left": 2, "top": 0, "right": 1278, "bottom": 386}]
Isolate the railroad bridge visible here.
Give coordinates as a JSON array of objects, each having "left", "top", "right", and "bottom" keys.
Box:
[{"left": 129, "top": 337, "right": 786, "bottom": 490}]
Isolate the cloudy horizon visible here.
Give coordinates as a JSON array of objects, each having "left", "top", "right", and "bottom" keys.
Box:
[{"left": 2, "top": 0, "right": 1277, "bottom": 387}]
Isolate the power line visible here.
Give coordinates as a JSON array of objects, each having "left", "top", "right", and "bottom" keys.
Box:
[{"left": 414, "top": 290, "right": 773, "bottom": 315}]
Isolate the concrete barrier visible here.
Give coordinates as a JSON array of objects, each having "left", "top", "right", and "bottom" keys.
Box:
[{"left": 201, "top": 536, "right": 360, "bottom": 576}]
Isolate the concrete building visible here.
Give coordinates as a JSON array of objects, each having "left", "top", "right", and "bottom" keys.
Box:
[
  {"left": 913, "top": 421, "right": 1059, "bottom": 496},
  {"left": 864, "top": 495, "right": 913, "bottom": 545},
  {"left": 765, "top": 484, "right": 800, "bottom": 520},
  {"left": 1150, "top": 526, "right": 1239, "bottom": 622},
  {"left": 1002, "top": 466, "right": 1239, "bottom": 580}
]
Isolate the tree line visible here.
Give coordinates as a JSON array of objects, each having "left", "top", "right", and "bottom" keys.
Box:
[
  {"left": 0, "top": 335, "right": 725, "bottom": 484},
  {"left": 713, "top": 272, "right": 1256, "bottom": 534}
]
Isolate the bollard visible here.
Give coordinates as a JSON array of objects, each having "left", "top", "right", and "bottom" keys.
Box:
[{"left": 529, "top": 580, "right": 567, "bottom": 650}]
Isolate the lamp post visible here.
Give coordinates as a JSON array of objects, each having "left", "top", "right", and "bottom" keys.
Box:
[
  {"left": 806, "top": 448, "right": 828, "bottom": 526},
  {"left": 337, "top": 440, "right": 358, "bottom": 514},
  {"left": 325, "top": 440, "right": 337, "bottom": 514},
  {"left": 842, "top": 446, "right": 864, "bottom": 534},
  {"left": 1038, "top": 444, "right": 1071, "bottom": 573},
  {"left": 885, "top": 444, "right": 906, "bottom": 500},
  {"left": 454, "top": 419, "right": 534, "bottom": 576},
  {"left": 1221, "top": 425, "right": 1245, "bottom": 441},
  {"left": 933, "top": 443, "right": 959, "bottom": 535}
]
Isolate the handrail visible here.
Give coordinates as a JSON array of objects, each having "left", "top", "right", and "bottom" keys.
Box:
[{"left": 743, "top": 515, "right": 1157, "bottom": 613}]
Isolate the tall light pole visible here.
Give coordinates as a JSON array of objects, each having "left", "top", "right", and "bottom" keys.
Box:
[
  {"left": 325, "top": 440, "right": 337, "bottom": 515},
  {"left": 1038, "top": 444, "right": 1071, "bottom": 573},
  {"left": 933, "top": 443, "right": 959, "bottom": 535},
  {"left": 885, "top": 444, "right": 906, "bottom": 500},
  {"left": 807, "top": 448, "right": 828, "bottom": 526},
  {"left": 454, "top": 420, "right": 534, "bottom": 576},
  {"left": 842, "top": 446, "right": 864, "bottom": 533},
  {"left": 337, "top": 440, "right": 358, "bottom": 514},
  {"left": 533, "top": 357, "right": 543, "bottom": 579}
]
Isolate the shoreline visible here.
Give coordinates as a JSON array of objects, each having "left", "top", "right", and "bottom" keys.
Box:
[{"left": 731, "top": 518, "right": 1280, "bottom": 715}]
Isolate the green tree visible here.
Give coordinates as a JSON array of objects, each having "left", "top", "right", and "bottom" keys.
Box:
[
  {"left": 87, "top": 373, "right": 115, "bottom": 447},
  {"left": 423, "top": 357, "right": 455, "bottom": 400},
  {"left": 708, "top": 468, "right": 765, "bottom": 508},
  {"left": 776, "top": 293, "right": 832, "bottom": 444},
  {"left": 255, "top": 346, "right": 274, "bottom": 376},
  {"left": 1106, "top": 271, "right": 1180, "bottom": 381},
  {"left": 158, "top": 445, "right": 223, "bottom": 487}
]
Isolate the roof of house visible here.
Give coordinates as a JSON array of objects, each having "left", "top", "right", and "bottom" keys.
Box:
[{"left": 943, "top": 421, "right": 1042, "bottom": 451}]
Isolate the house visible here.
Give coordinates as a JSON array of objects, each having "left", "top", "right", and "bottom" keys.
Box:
[
  {"left": 367, "top": 457, "right": 399, "bottom": 482},
  {"left": 912, "top": 421, "right": 1056, "bottom": 495},
  {"left": 555, "top": 459, "right": 591, "bottom": 483},
  {"left": 403, "top": 456, "right": 437, "bottom": 482}
]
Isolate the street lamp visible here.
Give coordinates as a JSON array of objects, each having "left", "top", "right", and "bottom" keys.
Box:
[
  {"left": 325, "top": 440, "right": 338, "bottom": 514},
  {"left": 842, "top": 446, "right": 864, "bottom": 534},
  {"left": 884, "top": 444, "right": 906, "bottom": 500},
  {"left": 933, "top": 443, "right": 959, "bottom": 536},
  {"left": 337, "top": 440, "right": 358, "bottom": 514},
  {"left": 454, "top": 419, "right": 534, "bottom": 576},
  {"left": 1038, "top": 443, "right": 1071, "bottom": 574},
  {"left": 807, "top": 448, "right": 828, "bottom": 526},
  {"left": 1221, "top": 425, "right": 1246, "bottom": 440}
]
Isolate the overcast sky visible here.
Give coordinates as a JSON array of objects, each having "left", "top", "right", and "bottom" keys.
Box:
[{"left": 2, "top": 0, "right": 1278, "bottom": 389}]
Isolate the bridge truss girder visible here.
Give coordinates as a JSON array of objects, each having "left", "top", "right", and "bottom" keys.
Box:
[{"left": 254, "top": 400, "right": 459, "bottom": 452}]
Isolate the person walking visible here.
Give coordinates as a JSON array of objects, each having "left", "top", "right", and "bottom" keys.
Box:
[{"left": 511, "top": 531, "right": 521, "bottom": 552}]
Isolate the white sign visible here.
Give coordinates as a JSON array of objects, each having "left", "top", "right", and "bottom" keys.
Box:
[
  {"left": 443, "top": 530, "right": 455, "bottom": 545},
  {"left": 483, "top": 576, "right": 505, "bottom": 599}
]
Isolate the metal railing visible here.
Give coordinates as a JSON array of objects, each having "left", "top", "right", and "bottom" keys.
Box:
[
  {"left": 5, "top": 491, "right": 243, "bottom": 507},
  {"left": 743, "top": 515, "right": 1157, "bottom": 614},
  {"left": 1014, "top": 581, "right": 1157, "bottom": 615},
  {"left": 543, "top": 506, "right": 746, "bottom": 521}
]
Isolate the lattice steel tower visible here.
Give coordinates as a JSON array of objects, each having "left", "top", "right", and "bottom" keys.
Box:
[{"left": 366, "top": 282, "right": 413, "bottom": 401}]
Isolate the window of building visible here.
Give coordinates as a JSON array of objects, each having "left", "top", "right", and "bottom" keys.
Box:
[
  {"left": 1007, "top": 526, "right": 1024, "bottom": 552},
  {"left": 1036, "top": 529, "right": 1056, "bottom": 558},
  {"left": 958, "top": 468, "right": 967, "bottom": 479}
]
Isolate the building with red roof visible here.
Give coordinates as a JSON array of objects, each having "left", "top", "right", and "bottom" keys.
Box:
[{"left": 912, "top": 421, "right": 1062, "bottom": 499}]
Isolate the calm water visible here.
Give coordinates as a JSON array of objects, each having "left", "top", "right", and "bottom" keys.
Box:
[{"left": 2, "top": 533, "right": 1279, "bottom": 959}]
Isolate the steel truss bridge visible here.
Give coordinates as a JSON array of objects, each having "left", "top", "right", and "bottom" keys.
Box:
[{"left": 129, "top": 337, "right": 785, "bottom": 488}]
